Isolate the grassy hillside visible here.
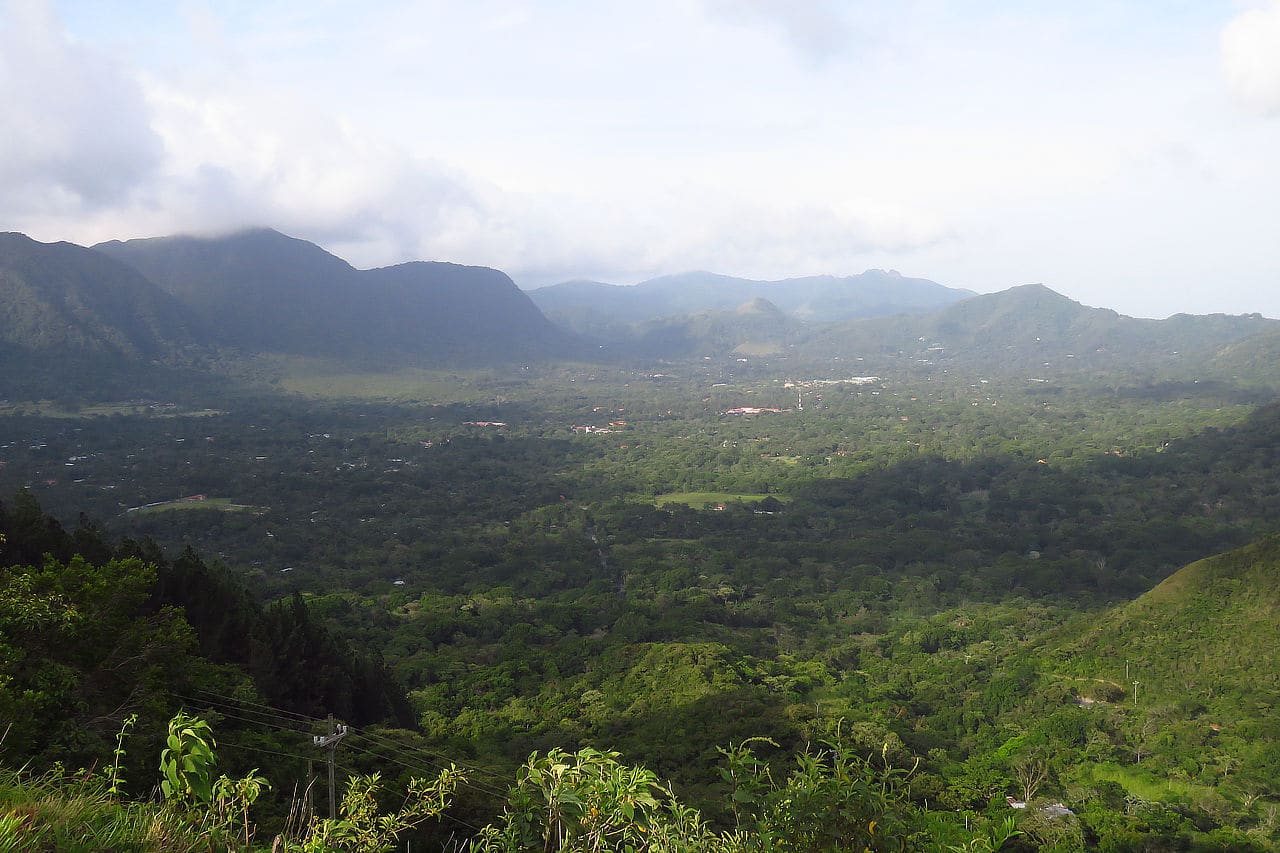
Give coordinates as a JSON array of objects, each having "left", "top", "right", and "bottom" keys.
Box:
[{"left": 1056, "top": 535, "right": 1280, "bottom": 709}]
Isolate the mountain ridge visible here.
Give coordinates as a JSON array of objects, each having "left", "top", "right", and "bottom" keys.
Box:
[
  {"left": 798, "top": 283, "right": 1278, "bottom": 376},
  {"left": 94, "top": 228, "right": 581, "bottom": 364},
  {"left": 528, "top": 268, "right": 975, "bottom": 332},
  {"left": 3, "top": 226, "right": 1277, "bottom": 386}
]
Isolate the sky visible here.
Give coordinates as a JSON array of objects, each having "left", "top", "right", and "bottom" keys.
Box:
[{"left": 2, "top": 0, "right": 1279, "bottom": 318}]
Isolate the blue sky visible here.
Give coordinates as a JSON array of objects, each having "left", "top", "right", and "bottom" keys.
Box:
[{"left": 3, "top": 0, "right": 1279, "bottom": 317}]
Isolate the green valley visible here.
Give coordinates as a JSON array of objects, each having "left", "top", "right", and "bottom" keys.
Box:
[{"left": 4, "top": 231, "right": 1280, "bottom": 851}]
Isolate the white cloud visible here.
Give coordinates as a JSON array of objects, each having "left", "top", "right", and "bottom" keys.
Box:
[
  {"left": 3, "top": 0, "right": 950, "bottom": 286},
  {"left": 0, "top": 0, "right": 163, "bottom": 214},
  {"left": 5, "top": 1, "right": 1280, "bottom": 317},
  {"left": 700, "top": 0, "right": 859, "bottom": 63},
  {"left": 484, "top": 186, "right": 953, "bottom": 289},
  {"left": 1222, "top": 0, "right": 1280, "bottom": 115},
  {"left": 135, "top": 76, "right": 484, "bottom": 258}
]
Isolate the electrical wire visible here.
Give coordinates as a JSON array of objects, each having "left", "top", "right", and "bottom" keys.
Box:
[
  {"left": 346, "top": 729, "right": 512, "bottom": 795},
  {"left": 218, "top": 738, "right": 319, "bottom": 766},
  {"left": 172, "top": 698, "right": 321, "bottom": 740},
  {"left": 183, "top": 686, "right": 327, "bottom": 722},
  {"left": 189, "top": 687, "right": 326, "bottom": 724},
  {"left": 180, "top": 686, "right": 514, "bottom": 795},
  {"left": 345, "top": 725, "right": 515, "bottom": 788},
  {"left": 342, "top": 733, "right": 509, "bottom": 800},
  {"left": 162, "top": 689, "right": 495, "bottom": 838}
]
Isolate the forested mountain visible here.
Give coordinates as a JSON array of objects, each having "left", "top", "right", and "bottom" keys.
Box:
[
  {"left": 0, "top": 233, "right": 217, "bottom": 401},
  {"left": 96, "top": 228, "right": 582, "bottom": 364},
  {"left": 0, "top": 232, "right": 193, "bottom": 360},
  {"left": 529, "top": 269, "right": 971, "bottom": 336},
  {"left": 530, "top": 274, "right": 1276, "bottom": 376},
  {"left": 597, "top": 296, "right": 805, "bottom": 359},
  {"left": 94, "top": 228, "right": 362, "bottom": 355},
  {"left": 359, "top": 261, "right": 583, "bottom": 362},
  {"left": 5, "top": 227, "right": 1273, "bottom": 381},
  {"left": 800, "top": 283, "right": 1278, "bottom": 377},
  {"left": 1206, "top": 326, "right": 1280, "bottom": 382}
]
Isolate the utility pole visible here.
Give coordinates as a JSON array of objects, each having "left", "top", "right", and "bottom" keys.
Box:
[
  {"left": 313, "top": 715, "right": 348, "bottom": 820},
  {"left": 1133, "top": 680, "right": 1140, "bottom": 705}
]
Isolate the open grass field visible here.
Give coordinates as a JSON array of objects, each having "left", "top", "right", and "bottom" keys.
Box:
[
  {"left": 278, "top": 368, "right": 481, "bottom": 401},
  {"left": 1089, "top": 764, "right": 1215, "bottom": 804},
  {"left": 267, "top": 356, "right": 496, "bottom": 402},
  {"left": 0, "top": 400, "right": 225, "bottom": 418},
  {"left": 126, "top": 497, "right": 260, "bottom": 516},
  {"left": 653, "top": 492, "right": 791, "bottom": 509}
]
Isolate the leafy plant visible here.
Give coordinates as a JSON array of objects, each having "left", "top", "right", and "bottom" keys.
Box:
[
  {"left": 159, "top": 712, "right": 217, "bottom": 807},
  {"left": 290, "top": 768, "right": 462, "bottom": 853},
  {"left": 208, "top": 769, "right": 271, "bottom": 849},
  {"left": 945, "top": 816, "right": 1020, "bottom": 853},
  {"left": 474, "top": 746, "right": 699, "bottom": 853}
]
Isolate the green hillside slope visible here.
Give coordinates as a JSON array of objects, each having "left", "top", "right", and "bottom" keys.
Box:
[
  {"left": 1057, "top": 535, "right": 1280, "bottom": 708},
  {"left": 0, "top": 232, "right": 192, "bottom": 359},
  {"left": 802, "top": 283, "right": 1277, "bottom": 377}
]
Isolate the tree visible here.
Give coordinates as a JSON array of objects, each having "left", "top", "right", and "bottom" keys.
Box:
[{"left": 1011, "top": 754, "right": 1049, "bottom": 803}]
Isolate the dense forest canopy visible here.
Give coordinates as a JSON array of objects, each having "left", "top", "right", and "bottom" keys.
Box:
[{"left": 3, "top": 351, "right": 1280, "bottom": 850}]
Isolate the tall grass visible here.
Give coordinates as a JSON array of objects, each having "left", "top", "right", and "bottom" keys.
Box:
[
  {"left": 0, "top": 766, "right": 205, "bottom": 853},
  {"left": 1090, "top": 763, "right": 1212, "bottom": 803}
]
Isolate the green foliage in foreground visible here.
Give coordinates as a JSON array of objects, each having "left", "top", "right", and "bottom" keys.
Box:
[
  {"left": 0, "top": 715, "right": 1021, "bottom": 853},
  {"left": 0, "top": 765, "right": 203, "bottom": 853}
]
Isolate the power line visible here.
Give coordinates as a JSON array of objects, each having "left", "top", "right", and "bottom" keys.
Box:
[
  {"left": 175, "top": 690, "right": 310, "bottom": 724},
  {"left": 343, "top": 733, "right": 509, "bottom": 800},
  {"left": 179, "top": 690, "right": 325, "bottom": 728},
  {"left": 347, "top": 729, "right": 512, "bottom": 794},
  {"left": 173, "top": 698, "right": 321, "bottom": 739},
  {"left": 181, "top": 687, "right": 513, "bottom": 795},
  {"left": 219, "top": 738, "right": 319, "bottom": 766},
  {"left": 220, "top": 727, "right": 492, "bottom": 834},
  {"left": 176, "top": 689, "right": 512, "bottom": 801},
  {"left": 167, "top": 690, "right": 493, "bottom": 839},
  {"left": 189, "top": 688, "right": 326, "bottom": 724},
  {"left": 346, "top": 725, "right": 515, "bottom": 786}
]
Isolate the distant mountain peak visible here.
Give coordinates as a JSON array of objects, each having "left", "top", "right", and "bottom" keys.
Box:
[
  {"left": 530, "top": 268, "right": 972, "bottom": 341},
  {"left": 736, "top": 297, "right": 785, "bottom": 317},
  {"left": 96, "top": 227, "right": 355, "bottom": 271},
  {"left": 1009, "top": 282, "right": 1065, "bottom": 297}
]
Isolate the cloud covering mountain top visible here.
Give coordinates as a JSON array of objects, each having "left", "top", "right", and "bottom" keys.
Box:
[{"left": 2, "top": 0, "right": 1278, "bottom": 318}]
